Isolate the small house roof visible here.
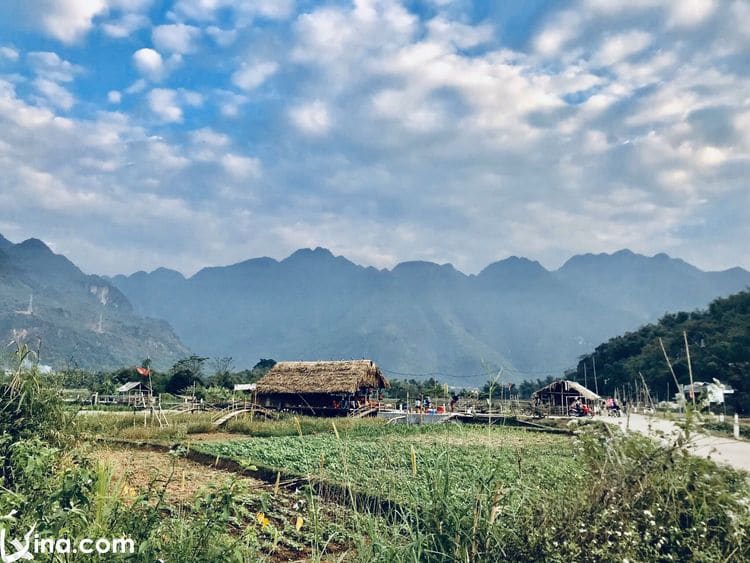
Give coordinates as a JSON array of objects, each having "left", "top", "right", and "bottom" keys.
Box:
[
  {"left": 233, "top": 383, "right": 257, "bottom": 392},
  {"left": 532, "top": 379, "right": 601, "bottom": 401},
  {"left": 116, "top": 381, "right": 146, "bottom": 393},
  {"left": 256, "top": 360, "right": 389, "bottom": 395}
]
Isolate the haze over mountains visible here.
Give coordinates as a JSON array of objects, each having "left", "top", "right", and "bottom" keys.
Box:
[
  {"left": 2, "top": 230, "right": 747, "bottom": 384},
  {"left": 111, "top": 246, "right": 750, "bottom": 385},
  {"left": 0, "top": 234, "right": 188, "bottom": 370}
]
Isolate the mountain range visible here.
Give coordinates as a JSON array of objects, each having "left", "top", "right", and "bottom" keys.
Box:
[
  {"left": 110, "top": 246, "right": 750, "bottom": 385},
  {"left": 2, "top": 230, "right": 747, "bottom": 385},
  {"left": 0, "top": 234, "right": 188, "bottom": 371}
]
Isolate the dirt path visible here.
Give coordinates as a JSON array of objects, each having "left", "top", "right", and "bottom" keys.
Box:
[
  {"left": 599, "top": 413, "right": 750, "bottom": 472},
  {"left": 90, "top": 445, "right": 270, "bottom": 504}
]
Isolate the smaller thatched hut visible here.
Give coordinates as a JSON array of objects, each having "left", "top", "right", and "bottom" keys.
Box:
[
  {"left": 256, "top": 360, "right": 389, "bottom": 416},
  {"left": 531, "top": 380, "right": 600, "bottom": 413},
  {"left": 116, "top": 380, "right": 148, "bottom": 406}
]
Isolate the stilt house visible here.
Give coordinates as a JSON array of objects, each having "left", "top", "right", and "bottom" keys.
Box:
[{"left": 255, "top": 360, "right": 389, "bottom": 416}]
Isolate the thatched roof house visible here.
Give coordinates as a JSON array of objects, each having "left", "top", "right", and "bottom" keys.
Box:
[
  {"left": 532, "top": 379, "right": 600, "bottom": 406},
  {"left": 257, "top": 360, "right": 389, "bottom": 395},
  {"left": 256, "top": 360, "right": 389, "bottom": 415}
]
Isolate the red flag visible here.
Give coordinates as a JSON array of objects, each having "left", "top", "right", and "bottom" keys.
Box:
[{"left": 136, "top": 366, "right": 151, "bottom": 377}]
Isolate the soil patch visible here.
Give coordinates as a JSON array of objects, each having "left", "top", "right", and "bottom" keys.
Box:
[{"left": 91, "top": 445, "right": 267, "bottom": 504}]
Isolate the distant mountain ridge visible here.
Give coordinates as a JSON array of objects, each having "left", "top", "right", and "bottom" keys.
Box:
[
  {"left": 111, "top": 246, "right": 750, "bottom": 385},
  {"left": 0, "top": 235, "right": 189, "bottom": 370}
]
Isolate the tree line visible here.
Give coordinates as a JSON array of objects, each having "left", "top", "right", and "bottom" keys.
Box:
[{"left": 56, "top": 355, "right": 276, "bottom": 399}]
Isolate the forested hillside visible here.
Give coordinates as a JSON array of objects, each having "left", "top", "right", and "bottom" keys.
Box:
[
  {"left": 574, "top": 291, "right": 750, "bottom": 411},
  {"left": 0, "top": 235, "right": 189, "bottom": 370}
]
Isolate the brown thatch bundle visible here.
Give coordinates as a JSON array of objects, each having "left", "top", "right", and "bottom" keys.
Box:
[{"left": 256, "top": 360, "right": 389, "bottom": 395}]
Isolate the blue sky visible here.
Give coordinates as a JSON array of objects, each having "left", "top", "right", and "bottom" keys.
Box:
[{"left": 0, "top": 0, "right": 747, "bottom": 276}]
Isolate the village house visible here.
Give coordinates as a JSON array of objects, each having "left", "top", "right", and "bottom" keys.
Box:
[{"left": 255, "top": 360, "right": 389, "bottom": 416}]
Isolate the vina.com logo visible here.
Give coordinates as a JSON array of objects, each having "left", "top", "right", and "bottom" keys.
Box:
[{"left": 1, "top": 513, "right": 135, "bottom": 562}]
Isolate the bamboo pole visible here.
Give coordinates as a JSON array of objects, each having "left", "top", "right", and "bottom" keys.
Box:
[
  {"left": 683, "top": 331, "right": 696, "bottom": 407},
  {"left": 592, "top": 355, "right": 599, "bottom": 395},
  {"left": 659, "top": 337, "right": 681, "bottom": 395},
  {"left": 583, "top": 362, "right": 588, "bottom": 389}
]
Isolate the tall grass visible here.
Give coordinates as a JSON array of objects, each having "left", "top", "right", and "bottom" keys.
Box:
[{"left": 348, "top": 421, "right": 750, "bottom": 562}]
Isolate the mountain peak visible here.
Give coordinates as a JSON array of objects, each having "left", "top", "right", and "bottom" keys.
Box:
[
  {"left": 560, "top": 249, "right": 642, "bottom": 271},
  {"left": 150, "top": 267, "right": 186, "bottom": 281},
  {"left": 17, "top": 238, "right": 53, "bottom": 253},
  {"left": 285, "top": 247, "right": 335, "bottom": 261},
  {"left": 479, "top": 256, "right": 548, "bottom": 277},
  {"left": 0, "top": 234, "right": 12, "bottom": 251},
  {"left": 391, "top": 261, "right": 464, "bottom": 284}
]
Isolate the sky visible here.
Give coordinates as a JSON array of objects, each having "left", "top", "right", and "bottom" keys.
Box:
[{"left": 0, "top": 0, "right": 748, "bottom": 277}]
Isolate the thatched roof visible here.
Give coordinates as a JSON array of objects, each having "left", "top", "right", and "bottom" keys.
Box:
[
  {"left": 256, "top": 360, "right": 389, "bottom": 395},
  {"left": 532, "top": 379, "right": 601, "bottom": 401}
]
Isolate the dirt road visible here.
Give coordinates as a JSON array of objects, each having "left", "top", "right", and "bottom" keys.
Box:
[{"left": 600, "top": 413, "right": 750, "bottom": 472}]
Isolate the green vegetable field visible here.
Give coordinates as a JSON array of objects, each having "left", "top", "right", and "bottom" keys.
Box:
[{"left": 194, "top": 424, "right": 585, "bottom": 507}]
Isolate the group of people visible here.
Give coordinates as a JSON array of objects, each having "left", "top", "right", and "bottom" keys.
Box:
[
  {"left": 413, "top": 396, "right": 432, "bottom": 413},
  {"left": 570, "top": 396, "right": 624, "bottom": 417},
  {"left": 570, "top": 398, "right": 593, "bottom": 417},
  {"left": 410, "top": 394, "right": 460, "bottom": 413}
]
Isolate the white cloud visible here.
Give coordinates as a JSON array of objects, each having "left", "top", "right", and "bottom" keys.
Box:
[
  {"left": 132, "top": 48, "right": 164, "bottom": 80},
  {"left": 27, "top": 51, "right": 81, "bottom": 82},
  {"left": 231, "top": 61, "right": 278, "bottom": 91},
  {"left": 533, "top": 10, "right": 582, "bottom": 56},
  {"left": 206, "top": 26, "right": 237, "bottom": 47},
  {"left": 190, "top": 127, "right": 230, "bottom": 147},
  {"left": 292, "top": 0, "right": 418, "bottom": 66},
  {"left": 20, "top": 0, "right": 108, "bottom": 43},
  {"left": 147, "top": 88, "right": 182, "bottom": 122},
  {"left": 371, "top": 88, "right": 445, "bottom": 133},
  {"left": 426, "top": 16, "right": 493, "bottom": 49},
  {"left": 289, "top": 100, "right": 331, "bottom": 136},
  {"left": 33, "top": 78, "right": 75, "bottom": 110},
  {"left": 107, "top": 90, "right": 122, "bottom": 104},
  {"left": 181, "top": 89, "right": 203, "bottom": 107},
  {"left": 594, "top": 30, "right": 652, "bottom": 66},
  {"left": 221, "top": 153, "right": 261, "bottom": 179},
  {"left": 0, "top": 46, "right": 19, "bottom": 61},
  {"left": 146, "top": 88, "right": 203, "bottom": 122},
  {"left": 693, "top": 145, "right": 729, "bottom": 167},
  {"left": 583, "top": 0, "right": 661, "bottom": 14},
  {"left": 152, "top": 23, "right": 201, "bottom": 54},
  {"left": 108, "top": 0, "right": 153, "bottom": 9},
  {"left": 668, "top": 0, "right": 717, "bottom": 28},
  {"left": 172, "top": 0, "right": 295, "bottom": 23},
  {"left": 125, "top": 78, "right": 148, "bottom": 94},
  {"left": 0, "top": 0, "right": 749, "bottom": 278},
  {"left": 102, "top": 13, "right": 149, "bottom": 38},
  {"left": 214, "top": 89, "right": 248, "bottom": 117}
]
